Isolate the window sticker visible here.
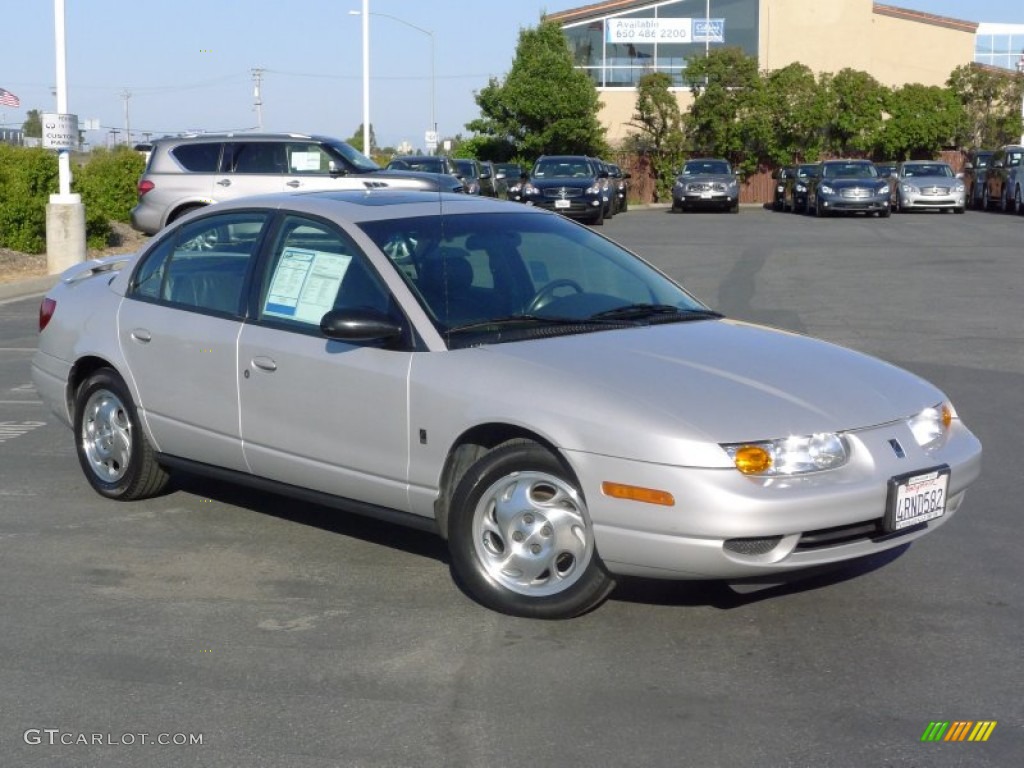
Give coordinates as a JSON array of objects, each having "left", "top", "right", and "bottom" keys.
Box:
[
  {"left": 290, "top": 151, "right": 323, "bottom": 172},
  {"left": 264, "top": 247, "right": 352, "bottom": 324}
]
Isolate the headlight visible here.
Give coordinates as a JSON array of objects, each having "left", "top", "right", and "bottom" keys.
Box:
[
  {"left": 777, "top": 184, "right": 785, "bottom": 192},
  {"left": 796, "top": 183, "right": 807, "bottom": 192},
  {"left": 877, "top": 184, "right": 890, "bottom": 194},
  {"left": 722, "top": 433, "right": 849, "bottom": 476},
  {"left": 523, "top": 183, "right": 538, "bottom": 195},
  {"left": 587, "top": 184, "right": 601, "bottom": 195},
  {"left": 820, "top": 184, "right": 834, "bottom": 195},
  {"left": 901, "top": 183, "right": 918, "bottom": 193},
  {"left": 908, "top": 402, "right": 955, "bottom": 449},
  {"left": 954, "top": 183, "right": 965, "bottom": 192}
]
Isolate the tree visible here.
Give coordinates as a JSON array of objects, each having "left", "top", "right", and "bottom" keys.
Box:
[
  {"left": 822, "top": 69, "right": 889, "bottom": 156},
  {"left": 684, "top": 48, "right": 763, "bottom": 175},
  {"left": 626, "top": 72, "right": 686, "bottom": 201},
  {"left": 762, "top": 63, "right": 829, "bottom": 164},
  {"left": 467, "top": 20, "right": 607, "bottom": 159},
  {"left": 947, "top": 64, "right": 1024, "bottom": 148},
  {"left": 346, "top": 123, "right": 377, "bottom": 154},
  {"left": 876, "top": 84, "right": 964, "bottom": 159},
  {"left": 22, "top": 109, "right": 42, "bottom": 138}
]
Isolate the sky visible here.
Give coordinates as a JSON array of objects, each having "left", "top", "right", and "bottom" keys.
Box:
[{"left": 2, "top": 0, "right": 1023, "bottom": 151}]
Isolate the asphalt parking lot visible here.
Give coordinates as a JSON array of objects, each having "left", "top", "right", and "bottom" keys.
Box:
[{"left": 1, "top": 206, "right": 1021, "bottom": 767}]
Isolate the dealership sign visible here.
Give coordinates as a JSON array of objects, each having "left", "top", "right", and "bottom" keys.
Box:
[{"left": 606, "top": 17, "right": 724, "bottom": 44}]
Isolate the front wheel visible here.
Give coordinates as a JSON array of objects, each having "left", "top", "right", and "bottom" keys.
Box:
[
  {"left": 74, "top": 369, "right": 170, "bottom": 500},
  {"left": 447, "top": 441, "right": 615, "bottom": 619}
]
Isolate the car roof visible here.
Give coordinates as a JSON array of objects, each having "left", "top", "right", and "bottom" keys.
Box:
[
  {"left": 152, "top": 132, "right": 333, "bottom": 145},
  {"left": 205, "top": 189, "right": 543, "bottom": 224}
]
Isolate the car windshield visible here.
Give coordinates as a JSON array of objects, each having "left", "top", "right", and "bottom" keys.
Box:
[
  {"left": 901, "top": 164, "right": 953, "bottom": 178},
  {"left": 796, "top": 165, "right": 818, "bottom": 178},
  {"left": 822, "top": 163, "right": 877, "bottom": 179},
  {"left": 533, "top": 160, "right": 593, "bottom": 178},
  {"left": 358, "top": 211, "right": 712, "bottom": 348},
  {"left": 454, "top": 160, "right": 479, "bottom": 178},
  {"left": 325, "top": 140, "right": 380, "bottom": 173},
  {"left": 683, "top": 161, "right": 732, "bottom": 176},
  {"left": 389, "top": 157, "right": 446, "bottom": 174}
]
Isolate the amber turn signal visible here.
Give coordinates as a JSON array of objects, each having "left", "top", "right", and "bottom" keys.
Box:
[
  {"left": 732, "top": 445, "right": 773, "bottom": 475},
  {"left": 601, "top": 482, "right": 675, "bottom": 507}
]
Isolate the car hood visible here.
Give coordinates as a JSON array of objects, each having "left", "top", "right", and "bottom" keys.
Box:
[
  {"left": 370, "top": 168, "right": 463, "bottom": 191},
  {"left": 822, "top": 177, "right": 885, "bottom": 188},
  {"left": 900, "top": 176, "right": 958, "bottom": 186},
  {"left": 468, "top": 319, "right": 943, "bottom": 453},
  {"left": 676, "top": 174, "right": 736, "bottom": 185},
  {"left": 530, "top": 177, "right": 597, "bottom": 189}
]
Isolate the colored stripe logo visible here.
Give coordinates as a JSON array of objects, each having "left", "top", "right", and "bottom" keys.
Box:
[{"left": 921, "top": 721, "right": 997, "bottom": 742}]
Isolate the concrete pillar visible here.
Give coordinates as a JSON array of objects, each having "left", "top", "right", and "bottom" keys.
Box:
[{"left": 46, "top": 194, "right": 87, "bottom": 275}]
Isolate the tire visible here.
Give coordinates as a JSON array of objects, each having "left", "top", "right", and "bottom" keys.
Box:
[
  {"left": 879, "top": 205, "right": 891, "bottom": 218},
  {"left": 74, "top": 368, "right": 170, "bottom": 501},
  {"left": 954, "top": 207, "right": 965, "bottom": 214},
  {"left": 1000, "top": 188, "right": 1010, "bottom": 213},
  {"left": 815, "top": 200, "right": 826, "bottom": 217},
  {"left": 447, "top": 440, "right": 615, "bottom": 619},
  {"left": 670, "top": 199, "right": 681, "bottom": 213},
  {"left": 1015, "top": 186, "right": 1023, "bottom": 215},
  {"left": 590, "top": 206, "right": 604, "bottom": 226}
]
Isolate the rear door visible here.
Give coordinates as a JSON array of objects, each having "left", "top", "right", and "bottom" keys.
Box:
[
  {"left": 216, "top": 141, "right": 289, "bottom": 201},
  {"left": 119, "top": 210, "right": 270, "bottom": 471}
]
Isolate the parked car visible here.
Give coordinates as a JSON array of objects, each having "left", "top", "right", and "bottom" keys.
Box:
[
  {"left": 807, "top": 159, "right": 891, "bottom": 218},
  {"left": 671, "top": 158, "right": 740, "bottom": 213},
  {"left": 606, "top": 163, "right": 631, "bottom": 213},
  {"left": 521, "top": 155, "right": 608, "bottom": 224},
  {"left": 892, "top": 161, "right": 965, "bottom": 213},
  {"left": 771, "top": 167, "right": 795, "bottom": 211},
  {"left": 478, "top": 161, "right": 509, "bottom": 199},
  {"left": 33, "top": 190, "right": 982, "bottom": 619},
  {"left": 494, "top": 163, "right": 527, "bottom": 202},
  {"left": 386, "top": 154, "right": 461, "bottom": 179},
  {"left": 873, "top": 162, "right": 897, "bottom": 179},
  {"left": 130, "top": 133, "right": 464, "bottom": 235},
  {"left": 981, "top": 145, "right": 1024, "bottom": 213},
  {"left": 961, "top": 149, "right": 994, "bottom": 210},
  {"left": 453, "top": 158, "right": 486, "bottom": 196},
  {"left": 784, "top": 163, "right": 819, "bottom": 214}
]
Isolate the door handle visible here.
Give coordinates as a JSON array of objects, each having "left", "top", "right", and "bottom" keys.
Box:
[
  {"left": 286, "top": 180, "right": 300, "bottom": 188},
  {"left": 252, "top": 356, "right": 277, "bottom": 372},
  {"left": 216, "top": 178, "right": 232, "bottom": 187},
  {"left": 130, "top": 328, "right": 152, "bottom": 343}
]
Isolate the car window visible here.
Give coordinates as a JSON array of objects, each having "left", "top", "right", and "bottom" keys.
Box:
[
  {"left": 130, "top": 211, "right": 269, "bottom": 316},
  {"left": 1007, "top": 151, "right": 1023, "bottom": 167},
  {"left": 285, "top": 143, "right": 333, "bottom": 174},
  {"left": 230, "top": 142, "right": 287, "bottom": 174},
  {"left": 258, "top": 215, "right": 390, "bottom": 329},
  {"left": 170, "top": 143, "right": 222, "bottom": 172},
  {"left": 683, "top": 161, "right": 731, "bottom": 175}
]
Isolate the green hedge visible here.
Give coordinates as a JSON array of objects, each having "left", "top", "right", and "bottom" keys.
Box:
[{"left": 0, "top": 144, "right": 144, "bottom": 254}]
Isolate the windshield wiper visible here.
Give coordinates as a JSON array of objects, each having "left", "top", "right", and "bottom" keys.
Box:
[
  {"left": 447, "top": 313, "right": 632, "bottom": 334},
  {"left": 589, "top": 304, "right": 723, "bottom": 322}
]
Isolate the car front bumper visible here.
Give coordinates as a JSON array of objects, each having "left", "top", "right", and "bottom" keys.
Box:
[
  {"left": 898, "top": 190, "right": 966, "bottom": 210},
  {"left": 566, "top": 419, "right": 981, "bottom": 580},
  {"left": 524, "top": 196, "right": 604, "bottom": 220},
  {"left": 819, "top": 191, "right": 890, "bottom": 212}
]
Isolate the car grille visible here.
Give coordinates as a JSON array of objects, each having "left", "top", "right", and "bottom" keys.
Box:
[
  {"left": 794, "top": 519, "right": 923, "bottom": 551},
  {"left": 921, "top": 187, "right": 950, "bottom": 196},
  {"left": 686, "top": 182, "right": 726, "bottom": 192},
  {"left": 542, "top": 187, "right": 584, "bottom": 199},
  {"left": 724, "top": 536, "right": 783, "bottom": 555},
  {"left": 840, "top": 187, "right": 871, "bottom": 198}
]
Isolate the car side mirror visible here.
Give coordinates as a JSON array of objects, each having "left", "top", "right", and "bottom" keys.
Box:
[
  {"left": 479, "top": 168, "right": 492, "bottom": 179},
  {"left": 963, "top": 162, "right": 973, "bottom": 171},
  {"left": 320, "top": 308, "right": 403, "bottom": 344},
  {"left": 328, "top": 160, "right": 346, "bottom": 177}
]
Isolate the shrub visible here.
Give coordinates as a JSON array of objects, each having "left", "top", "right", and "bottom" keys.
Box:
[
  {"left": 74, "top": 146, "right": 145, "bottom": 223},
  {"left": 0, "top": 145, "right": 58, "bottom": 253}
]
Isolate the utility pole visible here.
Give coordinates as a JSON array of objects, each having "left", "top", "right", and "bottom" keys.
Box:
[
  {"left": 252, "top": 68, "right": 264, "bottom": 131},
  {"left": 121, "top": 89, "right": 131, "bottom": 146}
]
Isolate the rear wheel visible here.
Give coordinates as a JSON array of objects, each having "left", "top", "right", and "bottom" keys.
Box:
[
  {"left": 447, "top": 441, "right": 615, "bottom": 619},
  {"left": 74, "top": 369, "right": 169, "bottom": 500},
  {"left": 1015, "top": 186, "right": 1023, "bottom": 215}
]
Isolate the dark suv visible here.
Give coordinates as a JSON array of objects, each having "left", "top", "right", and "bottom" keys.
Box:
[
  {"left": 981, "top": 145, "right": 1024, "bottom": 213},
  {"left": 521, "top": 155, "right": 609, "bottom": 224},
  {"left": 962, "top": 149, "right": 994, "bottom": 210},
  {"left": 130, "top": 133, "right": 464, "bottom": 235}
]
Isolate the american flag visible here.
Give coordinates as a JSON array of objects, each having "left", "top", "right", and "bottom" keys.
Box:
[{"left": 0, "top": 87, "right": 21, "bottom": 108}]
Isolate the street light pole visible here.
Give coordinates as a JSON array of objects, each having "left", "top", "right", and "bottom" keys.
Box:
[
  {"left": 1017, "top": 51, "right": 1024, "bottom": 146},
  {"left": 349, "top": 6, "right": 435, "bottom": 154}
]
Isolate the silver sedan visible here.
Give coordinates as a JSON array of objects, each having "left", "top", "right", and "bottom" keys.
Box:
[
  {"left": 893, "top": 161, "right": 966, "bottom": 213},
  {"left": 32, "top": 192, "right": 982, "bottom": 618}
]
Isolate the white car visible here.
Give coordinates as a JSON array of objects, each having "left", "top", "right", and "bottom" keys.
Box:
[
  {"left": 33, "top": 192, "right": 982, "bottom": 618},
  {"left": 893, "top": 161, "right": 966, "bottom": 213}
]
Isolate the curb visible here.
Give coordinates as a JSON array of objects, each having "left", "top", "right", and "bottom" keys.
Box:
[{"left": 0, "top": 275, "right": 60, "bottom": 304}]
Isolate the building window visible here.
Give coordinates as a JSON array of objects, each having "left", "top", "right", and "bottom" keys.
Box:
[
  {"left": 974, "top": 25, "right": 1024, "bottom": 71},
  {"left": 562, "top": 0, "right": 758, "bottom": 88}
]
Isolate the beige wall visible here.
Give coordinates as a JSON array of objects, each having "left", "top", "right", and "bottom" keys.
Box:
[{"left": 593, "top": 0, "right": 976, "bottom": 145}]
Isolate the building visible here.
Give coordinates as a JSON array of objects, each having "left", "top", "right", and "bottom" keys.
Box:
[{"left": 546, "top": 0, "right": 994, "bottom": 144}]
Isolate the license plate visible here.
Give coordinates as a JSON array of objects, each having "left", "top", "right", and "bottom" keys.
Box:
[
  {"left": 700, "top": 192, "right": 713, "bottom": 199},
  {"left": 554, "top": 200, "right": 571, "bottom": 209},
  {"left": 884, "top": 466, "right": 950, "bottom": 532}
]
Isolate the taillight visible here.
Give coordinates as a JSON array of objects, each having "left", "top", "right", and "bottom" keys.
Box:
[
  {"left": 137, "top": 179, "right": 155, "bottom": 199},
  {"left": 39, "top": 297, "right": 56, "bottom": 332}
]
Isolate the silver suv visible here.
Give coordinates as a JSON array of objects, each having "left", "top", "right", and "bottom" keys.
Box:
[{"left": 130, "top": 133, "right": 464, "bottom": 234}]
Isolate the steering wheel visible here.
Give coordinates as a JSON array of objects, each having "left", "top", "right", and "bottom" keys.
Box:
[{"left": 526, "top": 279, "right": 584, "bottom": 313}]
